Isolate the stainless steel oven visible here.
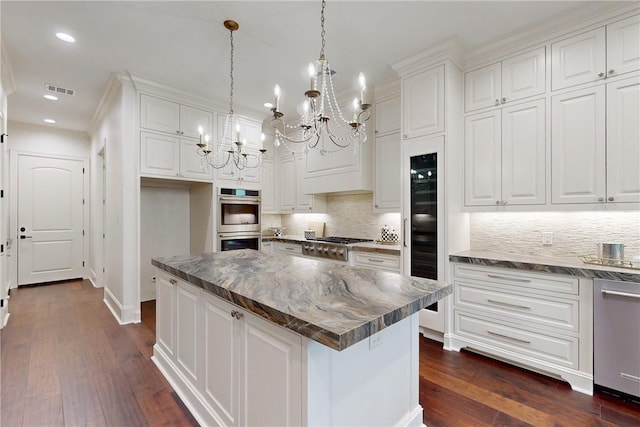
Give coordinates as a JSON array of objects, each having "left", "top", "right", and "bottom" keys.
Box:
[
  {"left": 218, "top": 232, "right": 261, "bottom": 252},
  {"left": 217, "top": 188, "right": 261, "bottom": 233}
]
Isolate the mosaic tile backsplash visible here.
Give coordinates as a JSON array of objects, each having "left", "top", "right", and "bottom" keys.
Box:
[{"left": 470, "top": 211, "right": 640, "bottom": 259}]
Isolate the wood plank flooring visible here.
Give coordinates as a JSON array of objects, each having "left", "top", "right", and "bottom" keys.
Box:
[{"left": 2, "top": 279, "right": 639, "bottom": 426}]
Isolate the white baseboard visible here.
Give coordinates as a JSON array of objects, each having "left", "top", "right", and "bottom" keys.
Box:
[
  {"left": 103, "top": 287, "right": 140, "bottom": 324},
  {"left": 396, "top": 405, "right": 424, "bottom": 427},
  {"left": 88, "top": 268, "right": 103, "bottom": 288}
]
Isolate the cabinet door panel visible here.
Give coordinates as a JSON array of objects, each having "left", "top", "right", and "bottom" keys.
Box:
[
  {"left": 502, "top": 99, "right": 546, "bottom": 205},
  {"left": 261, "top": 157, "right": 277, "bottom": 213},
  {"left": 607, "top": 15, "right": 640, "bottom": 77},
  {"left": 140, "top": 132, "right": 180, "bottom": 178},
  {"left": 279, "top": 155, "right": 295, "bottom": 211},
  {"left": 295, "top": 153, "right": 313, "bottom": 211},
  {"left": 140, "top": 94, "right": 181, "bottom": 134},
  {"left": 180, "top": 105, "right": 213, "bottom": 139},
  {"left": 464, "top": 111, "right": 502, "bottom": 206},
  {"left": 374, "top": 132, "right": 401, "bottom": 210},
  {"left": 403, "top": 65, "right": 445, "bottom": 138},
  {"left": 465, "top": 63, "right": 501, "bottom": 112},
  {"left": 502, "top": 47, "right": 546, "bottom": 103},
  {"left": 176, "top": 282, "right": 200, "bottom": 382},
  {"left": 179, "top": 140, "right": 213, "bottom": 181},
  {"left": 204, "top": 294, "right": 239, "bottom": 426},
  {"left": 551, "top": 86, "right": 606, "bottom": 204},
  {"left": 156, "top": 274, "right": 175, "bottom": 358},
  {"left": 241, "top": 312, "right": 302, "bottom": 427},
  {"left": 375, "top": 96, "right": 401, "bottom": 136},
  {"left": 551, "top": 28, "right": 606, "bottom": 90},
  {"left": 607, "top": 76, "right": 640, "bottom": 203}
]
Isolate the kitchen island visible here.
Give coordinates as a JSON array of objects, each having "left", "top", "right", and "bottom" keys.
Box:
[{"left": 152, "top": 249, "right": 451, "bottom": 427}]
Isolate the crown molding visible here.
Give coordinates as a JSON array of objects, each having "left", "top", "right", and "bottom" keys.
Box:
[
  {"left": 88, "top": 72, "right": 125, "bottom": 136},
  {"left": 392, "top": 38, "right": 465, "bottom": 77},
  {"left": 464, "top": 2, "right": 640, "bottom": 69},
  {"left": 372, "top": 78, "right": 400, "bottom": 101}
]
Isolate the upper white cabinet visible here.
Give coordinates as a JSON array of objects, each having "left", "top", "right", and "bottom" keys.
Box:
[
  {"left": 280, "top": 152, "right": 326, "bottom": 213},
  {"left": 140, "top": 94, "right": 213, "bottom": 138},
  {"left": 140, "top": 131, "right": 212, "bottom": 181},
  {"left": 465, "top": 47, "right": 546, "bottom": 112},
  {"left": 260, "top": 157, "right": 277, "bottom": 213},
  {"left": 552, "top": 15, "right": 640, "bottom": 91},
  {"left": 374, "top": 94, "right": 401, "bottom": 211},
  {"left": 214, "top": 114, "right": 264, "bottom": 186},
  {"left": 550, "top": 78, "right": 639, "bottom": 205},
  {"left": 402, "top": 65, "right": 445, "bottom": 139},
  {"left": 465, "top": 98, "right": 546, "bottom": 206}
]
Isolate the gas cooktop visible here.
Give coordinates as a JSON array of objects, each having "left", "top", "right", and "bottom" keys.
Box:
[{"left": 308, "top": 237, "right": 373, "bottom": 245}]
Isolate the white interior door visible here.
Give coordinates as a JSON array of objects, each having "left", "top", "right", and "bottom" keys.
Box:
[{"left": 17, "top": 155, "right": 84, "bottom": 285}]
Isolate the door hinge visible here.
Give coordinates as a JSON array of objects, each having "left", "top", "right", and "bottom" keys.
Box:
[
  {"left": 102, "top": 233, "right": 105, "bottom": 239},
  {"left": 102, "top": 267, "right": 105, "bottom": 273},
  {"left": 83, "top": 168, "right": 85, "bottom": 173},
  {"left": 1, "top": 244, "right": 3, "bottom": 253},
  {"left": 1, "top": 133, "right": 7, "bottom": 143},
  {"left": 0, "top": 299, "right": 4, "bottom": 308},
  {"left": 82, "top": 230, "right": 85, "bottom": 236},
  {"left": 82, "top": 261, "right": 85, "bottom": 267},
  {"left": 1, "top": 189, "right": 3, "bottom": 198},
  {"left": 83, "top": 199, "right": 85, "bottom": 205}
]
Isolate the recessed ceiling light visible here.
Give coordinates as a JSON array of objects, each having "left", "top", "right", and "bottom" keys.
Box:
[
  {"left": 43, "top": 118, "right": 56, "bottom": 124},
  {"left": 44, "top": 94, "right": 58, "bottom": 101},
  {"left": 55, "top": 32, "right": 75, "bottom": 43}
]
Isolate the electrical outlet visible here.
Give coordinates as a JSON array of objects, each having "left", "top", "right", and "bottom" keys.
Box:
[
  {"left": 542, "top": 232, "right": 553, "bottom": 246},
  {"left": 369, "top": 333, "right": 383, "bottom": 350}
]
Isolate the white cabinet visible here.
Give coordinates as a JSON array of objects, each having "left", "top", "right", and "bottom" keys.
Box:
[
  {"left": 273, "top": 241, "right": 303, "bottom": 256},
  {"left": 156, "top": 271, "right": 303, "bottom": 427},
  {"left": 465, "top": 98, "right": 546, "bottom": 206},
  {"left": 448, "top": 264, "right": 593, "bottom": 394},
  {"left": 552, "top": 16, "right": 640, "bottom": 91},
  {"left": 140, "top": 94, "right": 213, "bottom": 139},
  {"left": 260, "top": 157, "right": 277, "bottom": 213},
  {"left": 140, "top": 131, "right": 212, "bottom": 181},
  {"left": 551, "top": 78, "right": 639, "bottom": 205},
  {"left": 279, "top": 152, "right": 326, "bottom": 213},
  {"left": 374, "top": 95, "right": 401, "bottom": 211},
  {"left": 214, "top": 114, "right": 264, "bottom": 186},
  {"left": 351, "top": 251, "right": 401, "bottom": 273},
  {"left": 465, "top": 47, "right": 546, "bottom": 112},
  {"left": 402, "top": 65, "right": 445, "bottom": 139},
  {"left": 260, "top": 240, "right": 274, "bottom": 253}
]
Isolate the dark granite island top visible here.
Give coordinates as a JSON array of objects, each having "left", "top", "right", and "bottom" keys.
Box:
[{"left": 152, "top": 249, "right": 451, "bottom": 351}]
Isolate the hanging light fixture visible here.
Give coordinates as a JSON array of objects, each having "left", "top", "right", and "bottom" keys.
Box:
[
  {"left": 198, "top": 20, "right": 266, "bottom": 170},
  {"left": 269, "top": 0, "right": 370, "bottom": 155}
]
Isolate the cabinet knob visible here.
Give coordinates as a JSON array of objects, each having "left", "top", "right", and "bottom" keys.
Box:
[
  {"left": 375, "top": 204, "right": 379, "bottom": 208},
  {"left": 403, "top": 135, "right": 408, "bottom": 139},
  {"left": 608, "top": 69, "right": 615, "bottom": 75},
  {"left": 374, "top": 130, "right": 379, "bottom": 134},
  {"left": 495, "top": 99, "right": 500, "bottom": 106},
  {"left": 608, "top": 196, "right": 614, "bottom": 202},
  {"left": 502, "top": 200, "right": 507, "bottom": 205},
  {"left": 598, "top": 72, "right": 605, "bottom": 78},
  {"left": 501, "top": 97, "right": 506, "bottom": 104},
  {"left": 180, "top": 131, "right": 184, "bottom": 135},
  {"left": 496, "top": 200, "right": 501, "bottom": 205},
  {"left": 598, "top": 197, "right": 604, "bottom": 202},
  {"left": 230, "top": 310, "right": 243, "bottom": 320},
  {"left": 169, "top": 279, "right": 177, "bottom": 285},
  {"left": 176, "top": 130, "right": 180, "bottom": 134}
]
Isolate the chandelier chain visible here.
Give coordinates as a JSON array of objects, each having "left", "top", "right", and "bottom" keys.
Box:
[
  {"left": 319, "top": 0, "right": 326, "bottom": 60},
  {"left": 229, "top": 26, "right": 234, "bottom": 114}
]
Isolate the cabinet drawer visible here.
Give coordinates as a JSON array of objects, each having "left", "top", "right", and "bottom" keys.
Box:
[
  {"left": 453, "top": 264, "right": 579, "bottom": 295},
  {"left": 455, "top": 282, "right": 579, "bottom": 332},
  {"left": 353, "top": 252, "right": 401, "bottom": 272},
  {"left": 274, "top": 243, "right": 302, "bottom": 256},
  {"left": 455, "top": 312, "right": 579, "bottom": 369}
]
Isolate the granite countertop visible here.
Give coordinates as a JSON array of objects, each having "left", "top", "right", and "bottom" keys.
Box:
[
  {"left": 450, "top": 250, "right": 640, "bottom": 283},
  {"left": 262, "top": 235, "right": 401, "bottom": 256},
  {"left": 153, "top": 249, "right": 450, "bottom": 351}
]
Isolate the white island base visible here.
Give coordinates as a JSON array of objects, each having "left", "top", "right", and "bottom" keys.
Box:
[{"left": 151, "top": 273, "right": 424, "bottom": 427}]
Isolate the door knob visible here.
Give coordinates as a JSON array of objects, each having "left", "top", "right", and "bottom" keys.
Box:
[
  {"left": 608, "top": 196, "right": 614, "bottom": 202},
  {"left": 20, "top": 227, "right": 26, "bottom": 232}
]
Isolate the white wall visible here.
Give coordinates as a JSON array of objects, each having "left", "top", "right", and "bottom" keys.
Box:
[
  {"left": 7, "top": 120, "right": 90, "bottom": 158},
  {"left": 140, "top": 184, "right": 190, "bottom": 301}
]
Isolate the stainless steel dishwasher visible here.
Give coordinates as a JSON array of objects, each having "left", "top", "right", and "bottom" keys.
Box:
[{"left": 594, "top": 278, "right": 640, "bottom": 399}]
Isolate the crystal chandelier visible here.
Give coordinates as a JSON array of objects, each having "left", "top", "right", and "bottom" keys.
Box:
[
  {"left": 198, "top": 20, "right": 266, "bottom": 170},
  {"left": 269, "top": 0, "right": 370, "bottom": 155}
]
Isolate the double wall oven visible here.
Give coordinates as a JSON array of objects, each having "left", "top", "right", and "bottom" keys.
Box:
[{"left": 217, "top": 188, "right": 261, "bottom": 251}]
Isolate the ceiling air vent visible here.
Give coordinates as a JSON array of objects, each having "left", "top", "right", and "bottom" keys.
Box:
[{"left": 45, "top": 83, "right": 75, "bottom": 96}]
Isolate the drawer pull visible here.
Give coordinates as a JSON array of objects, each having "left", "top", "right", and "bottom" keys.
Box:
[
  {"left": 487, "top": 274, "right": 531, "bottom": 283},
  {"left": 367, "top": 258, "right": 385, "bottom": 263},
  {"left": 601, "top": 289, "right": 640, "bottom": 300},
  {"left": 169, "top": 279, "right": 177, "bottom": 285},
  {"left": 487, "top": 330, "right": 531, "bottom": 344},
  {"left": 284, "top": 247, "right": 296, "bottom": 251},
  {"left": 487, "top": 299, "right": 531, "bottom": 310}
]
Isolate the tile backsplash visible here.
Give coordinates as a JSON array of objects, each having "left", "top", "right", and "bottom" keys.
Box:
[
  {"left": 273, "top": 193, "right": 401, "bottom": 240},
  {"left": 470, "top": 211, "right": 640, "bottom": 258}
]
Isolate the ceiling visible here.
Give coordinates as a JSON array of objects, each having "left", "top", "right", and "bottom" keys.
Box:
[{"left": 1, "top": 1, "right": 626, "bottom": 133}]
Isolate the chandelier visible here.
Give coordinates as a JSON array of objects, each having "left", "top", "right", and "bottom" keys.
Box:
[
  {"left": 269, "top": 0, "right": 370, "bottom": 155},
  {"left": 198, "top": 20, "right": 266, "bottom": 170}
]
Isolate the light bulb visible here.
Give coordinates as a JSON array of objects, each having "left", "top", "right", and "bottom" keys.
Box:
[
  {"left": 352, "top": 97, "right": 359, "bottom": 121},
  {"left": 308, "top": 63, "right": 316, "bottom": 91},
  {"left": 358, "top": 72, "right": 366, "bottom": 104},
  {"left": 274, "top": 84, "right": 281, "bottom": 111}
]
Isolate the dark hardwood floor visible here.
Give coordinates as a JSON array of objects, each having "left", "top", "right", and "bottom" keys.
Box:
[{"left": 1, "top": 279, "right": 639, "bottom": 426}]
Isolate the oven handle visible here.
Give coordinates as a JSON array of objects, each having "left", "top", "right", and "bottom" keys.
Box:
[
  {"left": 601, "top": 289, "right": 640, "bottom": 300},
  {"left": 218, "top": 196, "right": 261, "bottom": 202}
]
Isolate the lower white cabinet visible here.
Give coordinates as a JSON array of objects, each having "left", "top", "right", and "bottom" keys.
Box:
[
  {"left": 273, "top": 241, "right": 302, "bottom": 256},
  {"left": 446, "top": 264, "right": 593, "bottom": 394},
  {"left": 154, "top": 271, "right": 303, "bottom": 427},
  {"left": 351, "top": 251, "right": 401, "bottom": 273}
]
